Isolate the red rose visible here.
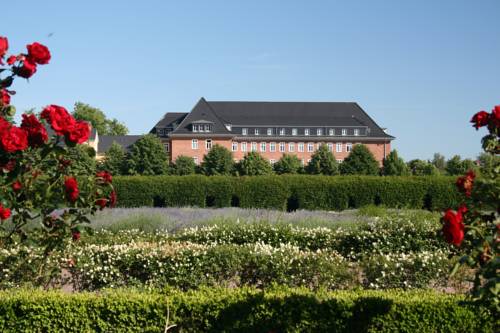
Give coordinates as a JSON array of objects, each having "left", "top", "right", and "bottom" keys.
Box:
[
  {"left": 41, "top": 105, "right": 75, "bottom": 136},
  {"left": 12, "top": 180, "right": 22, "bottom": 192},
  {"left": 1, "top": 89, "right": 10, "bottom": 106},
  {"left": 457, "top": 204, "right": 468, "bottom": 216},
  {"left": 64, "top": 177, "right": 79, "bottom": 202},
  {"left": 470, "top": 111, "right": 489, "bottom": 130},
  {"left": 0, "top": 126, "right": 28, "bottom": 153},
  {"left": 456, "top": 170, "right": 475, "bottom": 197},
  {"left": 442, "top": 209, "right": 465, "bottom": 246},
  {"left": 66, "top": 120, "right": 90, "bottom": 144},
  {"left": 0, "top": 36, "right": 8, "bottom": 60},
  {"left": 72, "top": 230, "right": 81, "bottom": 242},
  {"left": 109, "top": 190, "right": 117, "bottom": 208},
  {"left": 96, "top": 171, "right": 112, "bottom": 184},
  {"left": 491, "top": 105, "right": 500, "bottom": 128},
  {"left": 0, "top": 205, "right": 11, "bottom": 220},
  {"left": 21, "top": 113, "right": 49, "bottom": 147},
  {"left": 26, "top": 42, "right": 51, "bottom": 65},
  {"left": 6, "top": 55, "right": 16, "bottom": 65},
  {"left": 0, "top": 117, "right": 10, "bottom": 132},
  {"left": 95, "top": 198, "right": 108, "bottom": 209},
  {"left": 16, "top": 59, "right": 37, "bottom": 78}
]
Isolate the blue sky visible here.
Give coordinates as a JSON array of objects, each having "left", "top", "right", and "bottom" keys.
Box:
[{"left": 2, "top": 0, "right": 499, "bottom": 160}]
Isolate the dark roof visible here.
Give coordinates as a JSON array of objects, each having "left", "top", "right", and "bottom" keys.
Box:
[
  {"left": 167, "top": 98, "right": 393, "bottom": 139},
  {"left": 98, "top": 135, "right": 143, "bottom": 154},
  {"left": 150, "top": 112, "right": 187, "bottom": 133}
]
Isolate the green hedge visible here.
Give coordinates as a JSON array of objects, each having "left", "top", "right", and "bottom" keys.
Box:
[
  {"left": 0, "top": 288, "right": 495, "bottom": 332},
  {"left": 113, "top": 175, "right": 463, "bottom": 211}
]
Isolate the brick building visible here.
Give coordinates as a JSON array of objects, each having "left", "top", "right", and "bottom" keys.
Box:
[{"left": 150, "top": 98, "right": 394, "bottom": 165}]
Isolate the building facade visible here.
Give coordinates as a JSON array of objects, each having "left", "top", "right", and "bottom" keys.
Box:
[{"left": 150, "top": 98, "right": 394, "bottom": 166}]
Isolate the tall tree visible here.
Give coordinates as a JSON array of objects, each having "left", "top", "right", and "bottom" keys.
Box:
[
  {"left": 408, "top": 159, "right": 439, "bottom": 176},
  {"left": 73, "top": 102, "right": 128, "bottom": 135},
  {"left": 382, "top": 150, "right": 410, "bottom": 176},
  {"left": 236, "top": 152, "right": 273, "bottom": 176},
  {"left": 201, "top": 144, "right": 234, "bottom": 176},
  {"left": 445, "top": 155, "right": 476, "bottom": 175},
  {"left": 432, "top": 153, "right": 447, "bottom": 173},
  {"left": 97, "top": 141, "right": 126, "bottom": 175},
  {"left": 125, "top": 134, "right": 169, "bottom": 175},
  {"left": 339, "top": 144, "right": 379, "bottom": 175},
  {"left": 274, "top": 154, "right": 303, "bottom": 174},
  {"left": 306, "top": 144, "right": 339, "bottom": 175}
]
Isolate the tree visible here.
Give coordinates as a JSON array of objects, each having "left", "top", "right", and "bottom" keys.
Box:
[
  {"left": 97, "top": 142, "right": 126, "bottom": 175},
  {"left": 66, "top": 144, "right": 96, "bottom": 174},
  {"left": 445, "top": 155, "right": 478, "bottom": 175},
  {"left": 339, "top": 144, "right": 379, "bottom": 175},
  {"left": 73, "top": 102, "right": 128, "bottom": 135},
  {"left": 407, "top": 159, "right": 438, "bottom": 176},
  {"left": 125, "top": 134, "right": 168, "bottom": 175},
  {"left": 477, "top": 152, "right": 500, "bottom": 177},
  {"left": 172, "top": 155, "right": 196, "bottom": 175},
  {"left": 274, "top": 154, "right": 302, "bottom": 174},
  {"left": 382, "top": 150, "right": 409, "bottom": 176},
  {"left": 432, "top": 153, "right": 447, "bottom": 173},
  {"left": 306, "top": 144, "right": 339, "bottom": 175},
  {"left": 236, "top": 152, "right": 273, "bottom": 176},
  {"left": 200, "top": 144, "right": 234, "bottom": 176}
]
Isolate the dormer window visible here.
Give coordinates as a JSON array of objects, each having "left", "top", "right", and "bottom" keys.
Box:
[
  {"left": 267, "top": 128, "right": 272, "bottom": 135},
  {"left": 242, "top": 128, "right": 248, "bottom": 135},
  {"left": 317, "top": 128, "right": 323, "bottom": 136},
  {"left": 292, "top": 128, "right": 297, "bottom": 136},
  {"left": 254, "top": 128, "right": 259, "bottom": 135},
  {"left": 304, "top": 128, "right": 310, "bottom": 136},
  {"left": 342, "top": 128, "right": 347, "bottom": 136},
  {"left": 329, "top": 128, "right": 334, "bottom": 136},
  {"left": 192, "top": 124, "right": 199, "bottom": 132},
  {"left": 279, "top": 128, "right": 285, "bottom": 136},
  {"left": 354, "top": 129, "right": 360, "bottom": 136},
  {"left": 192, "top": 122, "right": 213, "bottom": 133}
]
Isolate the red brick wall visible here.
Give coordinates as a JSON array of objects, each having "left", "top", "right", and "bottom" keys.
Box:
[{"left": 170, "top": 137, "right": 391, "bottom": 166}]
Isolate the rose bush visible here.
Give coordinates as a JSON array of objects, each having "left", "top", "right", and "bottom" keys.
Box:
[
  {"left": 442, "top": 105, "right": 499, "bottom": 313},
  {"left": 0, "top": 36, "right": 115, "bottom": 287}
]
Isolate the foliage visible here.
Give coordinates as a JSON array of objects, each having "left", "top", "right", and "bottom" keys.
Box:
[
  {"left": 477, "top": 152, "right": 500, "bottom": 177},
  {"left": 408, "top": 159, "right": 439, "bottom": 176},
  {"left": 0, "top": 36, "right": 115, "bottom": 288},
  {"left": 172, "top": 155, "right": 196, "bottom": 176},
  {"left": 445, "top": 155, "right": 478, "bottom": 176},
  {"left": 382, "top": 149, "right": 410, "bottom": 176},
  {"left": 306, "top": 144, "right": 339, "bottom": 175},
  {"left": 200, "top": 144, "right": 234, "bottom": 176},
  {"left": 73, "top": 102, "right": 128, "bottom": 135},
  {"left": 97, "top": 141, "right": 126, "bottom": 175},
  {"left": 432, "top": 153, "right": 447, "bottom": 173},
  {"left": 125, "top": 134, "right": 169, "bottom": 175},
  {"left": 236, "top": 152, "right": 273, "bottom": 176},
  {"left": 0, "top": 288, "right": 494, "bottom": 333},
  {"left": 443, "top": 106, "right": 499, "bottom": 313},
  {"left": 339, "top": 144, "right": 379, "bottom": 175},
  {"left": 273, "top": 153, "right": 302, "bottom": 174}
]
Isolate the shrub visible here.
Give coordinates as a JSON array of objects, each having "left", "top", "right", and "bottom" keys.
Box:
[
  {"left": 236, "top": 176, "right": 289, "bottom": 209},
  {"left": 306, "top": 144, "right": 339, "bottom": 175},
  {"left": 382, "top": 149, "right": 410, "bottom": 176},
  {"left": 274, "top": 154, "right": 302, "bottom": 174},
  {"left": 172, "top": 155, "right": 196, "bottom": 176},
  {"left": 201, "top": 144, "right": 234, "bottom": 176},
  {"left": 236, "top": 152, "right": 273, "bottom": 176},
  {"left": 97, "top": 141, "right": 126, "bottom": 175},
  {"left": 0, "top": 288, "right": 495, "bottom": 332},
  {"left": 125, "top": 134, "right": 169, "bottom": 175},
  {"left": 340, "top": 144, "right": 380, "bottom": 175}
]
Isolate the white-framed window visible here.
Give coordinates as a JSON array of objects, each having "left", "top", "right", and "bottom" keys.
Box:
[
  {"left": 260, "top": 142, "right": 266, "bottom": 152},
  {"left": 270, "top": 142, "right": 276, "bottom": 152},
  {"left": 242, "top": 128, "right": 248, "bottom": 135},
  {"left": 329, "top": 128, "right": 334, "bottom": 136},
  {"left": 204, "top": 124, "right": 211, "bottom": 132},
  {"left": 164, "top": 142, "right": 170, "bottom": 152},
  {"left": 288, "top": 143, "right": 295, "bottom": 152},
  {"left": 354, "top": 129, "right": 360, "bottom": 136},
  {"left": 304, "top": 128, "right": 310, "bottom": 136},
  {"left": 298, "top": 142, "right": 304, "bottom": 152},
  {"left": 279, "top": 128, "right": 285, "bottom": 136},
  {"left": 192, "top": 139, "right": 198, "bottom": 149},
  {"left": 292, "top": 128, "right": 297, "bottom": 136},
  {"left": 346, "top": 143, "right": 353, "bottom": 152},
  {"left": 270, "top": 159, "right": 276, "bottom": 164},
  {"left": 267, "top": 128, "right": 272, "bottom": 136},
  {"left": 241, "top": 142, "right": 247, "bottom": 152},
  {"left": 317, "top": 128, "right": 323, "bottom": 136},
  {"left": 279, "top": 142, "right": 285, "bottom": 152},
  {"left": 336, "top": 143, "right": 342, "bottom": 152},
  {"left": 337, "top": 159, "right": 343, "bottom": 163},
  {"left": 251, "top": 142, "right": 257, "bottom": 151},
  {"left": 327, "top": 143, "right": 333, "bottom": 152},
  {"left": 342, "top": 128, "right": 347, "bottom": 136},
  {"left": 205, "top": 139, "right": 212, "bottom": 150},
  {"left": 192, "top": 124, "right": 198, "bottom": 132},
  {"left": 193, "top": 157, "right": 199, "bottom": 165},
  {"left": 254, "top": 128, "right": 259, "bottom": 135},
  {"left": 307, "top": 143, "right": 314, "bottom": 152},
  {"left": 232, "top": 142, "right": 238, "bottom": 152}
]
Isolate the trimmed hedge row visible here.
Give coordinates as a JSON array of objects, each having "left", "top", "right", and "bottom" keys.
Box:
[
  {"left": 0, "top": 288, "right": 495, "bottom": 332},
  {"left": 113, "top": 175, "right": 463, "bottom": 211}
]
